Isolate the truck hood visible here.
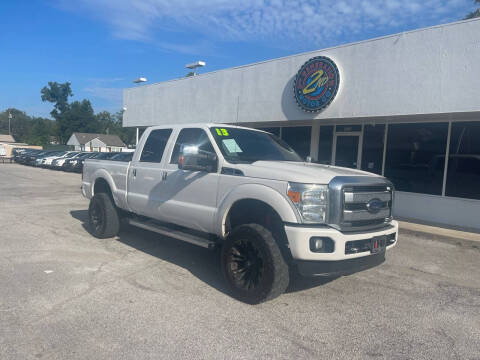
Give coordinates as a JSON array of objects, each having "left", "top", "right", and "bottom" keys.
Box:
[{"left": 235, "top": 161, "right": 381, "bottom": 184}]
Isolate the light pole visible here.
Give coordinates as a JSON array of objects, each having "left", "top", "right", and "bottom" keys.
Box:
[
  {"left": 8, "top": 112, "right": 13, "bottom": 136},
  {"left": 185, "top": 61, "right": 206, "bottom": 76},
  {"left": 132, "top": 77, "right": 147, "bottom": 146}
]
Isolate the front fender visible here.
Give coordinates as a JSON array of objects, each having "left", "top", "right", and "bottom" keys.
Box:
[{"left": 215, "top": 183, "right": 300, "bottom": 238}]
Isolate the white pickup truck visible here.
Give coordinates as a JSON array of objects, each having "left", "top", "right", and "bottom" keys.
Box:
[{"left": 82, "top": 124, "right": 398, "bottom": 304}]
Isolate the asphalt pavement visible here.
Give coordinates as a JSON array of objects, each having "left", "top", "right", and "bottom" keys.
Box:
[{"left": 1, "top": 164, "right": 479, "bottom": 359}]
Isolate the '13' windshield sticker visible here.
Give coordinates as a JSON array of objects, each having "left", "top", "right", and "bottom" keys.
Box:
[{"left": 215, "top": 128, "right": 229, "bottom": 136}]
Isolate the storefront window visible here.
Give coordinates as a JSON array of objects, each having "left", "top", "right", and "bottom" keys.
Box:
[
  {"left": 317, "top": 126, "right": 333, "bottom": 164},
  {"left": 446, "top": 122, "right": 480, "bottom": 200},
  {"left": 361, "top": 124, "right": 385, "bottom": 175},
  {"left": 384, "top": 123, "right": 448, "bottom": 195},
  {"left": 281, "top": 126, "right": 311, "bottom": 160}
]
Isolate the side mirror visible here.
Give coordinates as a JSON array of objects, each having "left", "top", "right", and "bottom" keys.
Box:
[
  {"left": 179, "top": 147, "right": 217, "bottom": 173},
  {"left": 306, "top": 156, "right": 312, "bottom": 163}
]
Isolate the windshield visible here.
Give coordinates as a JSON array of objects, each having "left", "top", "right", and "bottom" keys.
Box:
[{"left": 209, "top": 127, "right": 302, "bottom": 164}]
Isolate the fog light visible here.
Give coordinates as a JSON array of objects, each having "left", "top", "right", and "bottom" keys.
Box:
[
  {"left": 309, "top": 237, "right": 334, "bottom": 253},
  {"left": 387, "top": 233, "right": 396, "bottom": 245}
]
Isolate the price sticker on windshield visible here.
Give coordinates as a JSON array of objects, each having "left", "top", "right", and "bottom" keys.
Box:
[{"left": 215, "top": 128, "right": 229, "bottom": 136}]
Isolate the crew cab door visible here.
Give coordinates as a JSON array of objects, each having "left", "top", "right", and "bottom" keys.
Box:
[
  {"left": 157, "top": 128, "right": 220, "bottom": 233},
  {"left": 127, "top": 128, "right": 173, "bottom": 217}
]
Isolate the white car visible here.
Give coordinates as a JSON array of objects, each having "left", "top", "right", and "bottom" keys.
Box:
[
  {"left": 82, "top": 123, "right": 398, "bottom": 304},
  {"left": 51, "top": 152, "right": 82, "bottom": 169},
  {"left": 42, "top": 151, "right": 76, "bottom": 167}
]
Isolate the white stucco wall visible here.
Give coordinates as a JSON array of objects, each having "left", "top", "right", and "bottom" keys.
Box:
[
  {"left": 66, "top": 135, "right": 80, "bottom": 146},
  {"left": 123, "top": 19, "right": 480, "bottom": 127},
  {"left": 394, "top": 192, "right": 480, "bottom": 232}
]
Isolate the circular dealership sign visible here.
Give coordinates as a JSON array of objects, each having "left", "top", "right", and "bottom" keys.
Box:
[{"left": 293, "top": 56, "right": 340, "bottom": 113}]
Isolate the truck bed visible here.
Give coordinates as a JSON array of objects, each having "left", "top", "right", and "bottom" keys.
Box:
[{"left": 82, "top": 159, "right": 131, "bottom": 210}]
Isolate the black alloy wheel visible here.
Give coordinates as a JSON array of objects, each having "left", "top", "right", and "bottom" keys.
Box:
[
  {"left": 221, "top": 224, "right": 289, "bottom": 304},
  {"left": 227, "top": 238, "right": 265, "bottom": 291},
  {"left": 89, "top": 199, "right": 105, "bottom": 234},
  {"left": 88, "top": 193, "right": 120, "bottom": 239}
]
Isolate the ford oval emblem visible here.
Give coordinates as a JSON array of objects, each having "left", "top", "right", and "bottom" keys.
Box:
[{"left": 366, "top": 198, "right": 383, "bottom": 214}]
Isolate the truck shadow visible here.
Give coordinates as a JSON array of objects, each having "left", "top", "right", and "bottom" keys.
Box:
[{"left": 70, "top": 210, "right": 338, "bottom": 298}]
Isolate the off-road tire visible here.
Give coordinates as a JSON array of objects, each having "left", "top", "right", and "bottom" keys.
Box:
[
  {"left": 221, "top": 223, "right": 289, "bottom": 304},
  {"left": 88, "top": 193, "right": 120, "bottom": 239}
]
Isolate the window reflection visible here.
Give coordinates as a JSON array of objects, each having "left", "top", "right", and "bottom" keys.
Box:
[
  {"left": 317, "top": 125, "right": 333, "bottom": 164},
  {"left": 361, "top": 124, "right": 385, "bottom": 175},
  {"left": 281, "top": 126, "right": 311, "bottom": 160},
  {"left": 446, "top": 122, "right": 480, "bottom": 200},
  {"left": 384, "top": 123, "right": 448, "bottom": 195}
]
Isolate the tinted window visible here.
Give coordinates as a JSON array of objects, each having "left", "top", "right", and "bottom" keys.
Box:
[
  {"left": 384, "top": 123, "right": 448, "bottom": 195},
  {"left": 361, "top": 124, "right": 385, "bottom": 175},
  {"left": 258, "top": 127, "right": 281, "bottom": 137},
  {"left": 210, "top": 127, "right": 302, "bottom": 164},
  {"left": 317, "top": 125, "right": 333, "bottom": 164},
  {"left": 140, "top": 128, "right": 173, "bottom": 163},
  {"left": 446, "top": 122, "right": 480, "bottom": 200},
  {"left": 170, "top": 128, "right": 216, "bottom": 164},
  {"left": 281, "top": 126, "right": 311, "bottom": 159},
  {"left": 111, "top": 152, "right": 133, "bottom": 162}
]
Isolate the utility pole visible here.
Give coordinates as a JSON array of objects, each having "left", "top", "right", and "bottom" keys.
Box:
[{"left": 8, "top": 112, "right": 13, "bottom": 135}]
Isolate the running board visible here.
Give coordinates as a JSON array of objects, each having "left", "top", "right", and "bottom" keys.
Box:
[{"left": 127, "top": 218, "right": 216, "bottom": 249}]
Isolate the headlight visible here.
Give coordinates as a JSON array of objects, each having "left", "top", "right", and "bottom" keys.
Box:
[{"left": 287, "top": 183, "right": 328, "bottom": 224}]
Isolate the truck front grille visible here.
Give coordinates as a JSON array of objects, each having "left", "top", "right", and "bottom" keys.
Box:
[{"left": 328, "top": 177, "right": 394, "bottom": 232}]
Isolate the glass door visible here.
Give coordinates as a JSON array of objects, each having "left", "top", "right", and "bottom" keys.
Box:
[{"left": 334, "top": 135, "right": 360, "bottom": 169}]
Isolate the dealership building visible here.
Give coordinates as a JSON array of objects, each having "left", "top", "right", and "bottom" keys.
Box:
[{"left": 122, "top": 18, "right": 480, "bottom": 232}]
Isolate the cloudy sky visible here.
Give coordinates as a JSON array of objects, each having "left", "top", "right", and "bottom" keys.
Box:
[{"left": 0, "top": 0, "right": 476, "bottom": 117}]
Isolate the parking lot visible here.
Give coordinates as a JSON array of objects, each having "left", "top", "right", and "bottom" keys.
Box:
[{"left": 1, "top": 164, "right": 479, "bottom": 359}]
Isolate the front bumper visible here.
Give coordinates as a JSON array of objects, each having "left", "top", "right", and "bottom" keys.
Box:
[
  {"left": 284, "top": 220, "right": 398, "bottom": 262},
  {"left": 296, "top": 252, "right": 386, "bottom": 277}
]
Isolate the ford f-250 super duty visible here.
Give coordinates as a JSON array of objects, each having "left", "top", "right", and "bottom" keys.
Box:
[{"left": 82, "top": 124, "right": 398, "bottom": 304}]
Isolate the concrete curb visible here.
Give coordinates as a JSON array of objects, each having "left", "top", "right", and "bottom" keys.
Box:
[{"left": 399, "top": 221, "right": 480, "bottom": 249}]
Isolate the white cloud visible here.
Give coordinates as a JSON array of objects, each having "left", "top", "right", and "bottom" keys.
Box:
[
  {"left": 83, "top": 78, "right": 124, "bottom": 105},
  {"left": 83, "top": 87, "right": 123, "bottom": 103},
  {"left": 56, "top": 0, "right": 471, "bottom": 48}
]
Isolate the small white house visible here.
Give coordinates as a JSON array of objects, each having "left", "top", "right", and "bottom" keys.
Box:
[{"left": 66, "top": 133, "right": 127, "bottom": 152}]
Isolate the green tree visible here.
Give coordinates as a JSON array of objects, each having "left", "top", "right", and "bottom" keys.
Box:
[
  {"left": 465, "top": 0, "right": 480, "bottom": 19},
  {"left": 40, "top": 81, "right": 135, "bottom": 146},
  {"left": 62, "top": 100, "right": 98, "bottom": 137},
  {"left": 94, "top": 110, "right": 135, "bottom": 145},
  {"left": 0, "top": 108, "right": 56, "bottom": 146},
  {"left": 26, "top": 117, "right": 56, "bottom": 146},
  {"left": 41, "top": 82, "right": 73, "bottom": 143},
  {"left": 0, "top": 108, "right": 31, "bottom": 141}
]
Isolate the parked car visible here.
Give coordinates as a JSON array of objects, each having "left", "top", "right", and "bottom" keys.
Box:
[
  {"left": 13, "top": 148, "right": 38, "bottom": 164},
  {"left": 28, "top": 150, "right": 55, "bottom": 166},
  {"left": 18, "top": 149, "right": 42, "bottom": 165},
  {"left": 63, "top": 152, "right": 95, "bottom": 172},
  {"left": 42, "top": 151, "right": 76, "bottom": 168},
  {"left": 51, "top": 152, "right": 81, "bottom": 170},
  {"left": 82, "top": 123, "right": 398, "bottom": 304}
]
